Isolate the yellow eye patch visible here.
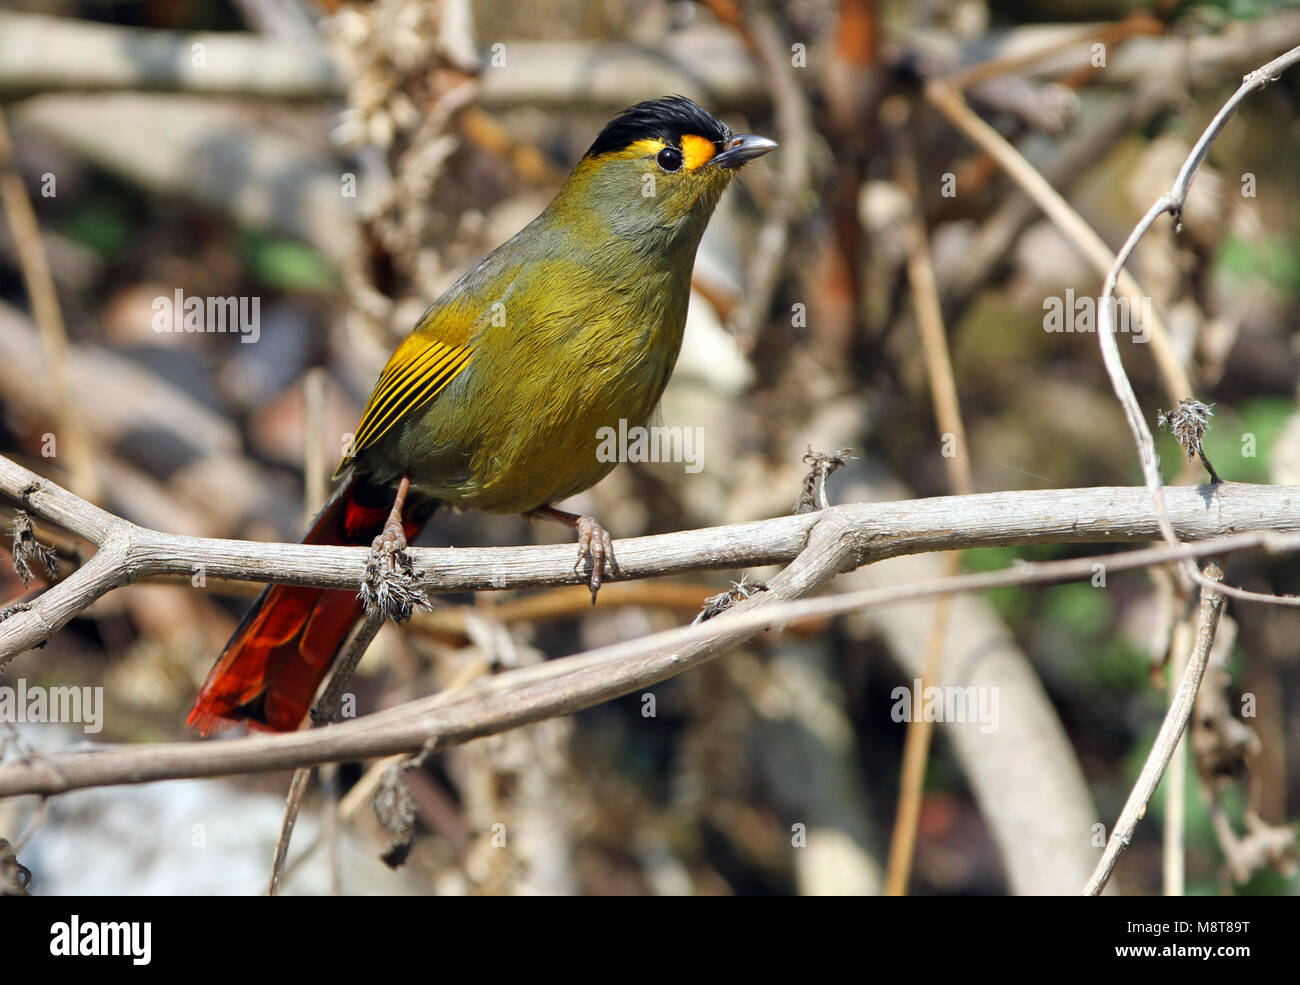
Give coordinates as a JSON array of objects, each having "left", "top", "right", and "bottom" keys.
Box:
[
  {"left": 680, "top": 134, "right": 716, "bottom": 170},
  {"left": 625, "top": 138, "right": 668, "bottom": 159},
  {"left": 618, "top": 136, "right": 717, "bottom": 170}
]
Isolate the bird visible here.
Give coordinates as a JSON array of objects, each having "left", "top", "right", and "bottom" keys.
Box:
[{"left": 187, "top": 95, "right": 776, "bottom": 736}]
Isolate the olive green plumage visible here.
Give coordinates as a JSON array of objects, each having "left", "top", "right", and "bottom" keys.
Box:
[
  {"left": 339, "top": 95, "right": 776, "bottom": 516},
  {"left": 187, "top": 97, "right": 776, "bottom": 735}
]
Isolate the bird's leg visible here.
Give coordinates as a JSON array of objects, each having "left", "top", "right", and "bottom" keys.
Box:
[
  {"left": 361, "top": 475, "right": 429, "bottom": 623},
  {"left": 370, "top": 474, "right": 411, "bottom": 564},
  {"left": 528, "top": 504, "right": 616, "bottom": 604}
]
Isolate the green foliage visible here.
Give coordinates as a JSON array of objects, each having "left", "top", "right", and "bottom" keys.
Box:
[
  {"left": 1216, "top": 233, "right": 1300, "bottom": 294},
  {"left": 57, "top": 196, "right": 132, "bottom": 256},
  {"left": 1173, "top": 0, "right": 1300, "bottom": 23},
  {"left": 1237, "top": 855, "right": 1300, "bottom": 895},
  {"left": 962, "top": 547, "right": 1153, "bottom": 691},
  {"left": 961, "top": 544, "right": 1067, "bottom": 621},
  {"left": 238, "top": 233, "right": 336, "bottom": 292},
  {"left": 1144, "top": 734, "right": 1214, "bottom": 833},
  {"left": 1075, "top": 628, "right": 1152, "bottom": 693},
  {"left": 1043, "top": 581, "right": 1111, "bottom": 637}
]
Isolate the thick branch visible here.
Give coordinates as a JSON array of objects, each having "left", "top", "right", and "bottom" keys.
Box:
[
  {"left": 0, "top": 511, "right": 864, "bottom": 797},
  {"left": 3, "top": 518, "right": 1300, "bottom": 798},
  {"left": 4, "top": 454, "right": 1300, "bottom": 663},
  {"left": 5, "top": 12, "right": 1298, "bottom": 105},
  {"left": 0, "top": 13, "right": 762, "bottom": 109},
  {"left": 0, "top": 12, "right": 346, "bottom": 101}
]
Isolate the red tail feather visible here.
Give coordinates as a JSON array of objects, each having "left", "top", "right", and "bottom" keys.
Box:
[{"left": 187, "top": 477, "right": 421, "bottom": 736}]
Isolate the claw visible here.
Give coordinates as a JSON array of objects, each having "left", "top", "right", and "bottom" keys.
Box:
[
  {"left": 526, "top": 505, "right": 617, "bottom": 603},
  {"left": 573, "top": 515, "right": 615, "bottom": 604},
  {"left": 360, "top": 475, "right": 428, "bottom": 622},
  {"left": 360, "top": 539, "right": 429, "bottom": 623},
  {"left": 370, "top": 520, "right": 408, "bottom": 557}
]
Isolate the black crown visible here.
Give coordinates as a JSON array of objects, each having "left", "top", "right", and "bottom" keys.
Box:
[{"left": 584, "top": 95, "right": 731, "bottom": 159}]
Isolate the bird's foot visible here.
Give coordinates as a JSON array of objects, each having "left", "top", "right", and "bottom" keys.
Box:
[
  {"left": 527, "top": 505, "right": 617, "bottom": 603},
  {"left": 573, "top": 516, "right": 616, "bottom": 604},
  {"left": 359, "top": 477, "right": 429, "bottom": 623},
  {"left": 360, "top": 542, "right": 429, "bottom": 624},
  {"left": 370, "top": 517, "right": 408, "bottom": 559}
]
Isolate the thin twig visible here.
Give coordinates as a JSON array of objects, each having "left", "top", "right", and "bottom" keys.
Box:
[
  {"left": 266, "top": 768, "right": 312, "bottom": 897},
  {"left": 938, "top": 82, "right": 1177, "bottom": 332},
  {"left": 940, "top": 13, "right": 1165, "bottom": 92},
  {"left": 1093, "top": 44, "right": 1300, "bottom": 601},
  {"left": 1084, "top": 562, "right": 1225, "bottom": 895},
  {"left": 707, "top": 4, "right": 813, "bottom": 346},
  {"left": 267, "top": 612, "right": 384, "bottom": 896},
  {"left": 884, "top": 123, "right": 975, "bottom": 896},
  {"left": 923, "top": 79, "right": 1193, "bottom": 406},
  {"left": 277, "top": 656, "right": 490, "bottom": 884},
  {"left": 1163, "top": 600, "right": 1193, "bottom": 896},
  {"left": 314, "top": 613, "right": 385, "bottom": 727},
  {"left": 0, "top": 107, "right": 97, "bottom": 500}
]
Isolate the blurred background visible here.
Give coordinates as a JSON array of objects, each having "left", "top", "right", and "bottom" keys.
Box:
[{"left": 0, "top": 0, "right": 1298, "bottom": 895}]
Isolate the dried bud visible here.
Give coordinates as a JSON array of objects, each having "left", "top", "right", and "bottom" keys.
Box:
[
  {"left": 694, "top": 574, "right": 769, "bottom": 625},
  {"left": 8, "top": 511, "right": 57, "bottom": 589},
  {"left": 1157, "top": 399, "right": 1221, "bottom": 484},
  {"left": 796, "top": 447, "right": 855, "bottom": 513}
]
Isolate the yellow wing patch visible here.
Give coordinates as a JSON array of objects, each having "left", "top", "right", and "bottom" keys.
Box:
[{"left": 336, "top": 336, "right": 472, "bottom": 476}]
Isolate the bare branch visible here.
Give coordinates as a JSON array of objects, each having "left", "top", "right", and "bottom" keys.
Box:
[
  {"left": 267, "top": 612, "right": 385, "bottom": 895},
  {"left": 0, "top": 11, "right": 345, "bottom": 101},
  {"left": 884, "top": 123, "right": 973, "bottom": 897},
  {"left": 923, "top": 78, "right": 1192, "bottom": 406},
  {"left": 4, "top": 522, "right": 1300, "bottom": 799},
  {"left": 1084, "top": 563, "right": 1225, "bottom": 895},
  {"left": 5, "top": 453, "right": 1300, "bottom": 665},
  {"left": 0, "top": 12, "right": 762, "bottom": 110},
  {"left": 1094, "top": 43, "right": 1300, "bottom": 600},
  {"left": 0, "top": 108, "right": 96, "bottom": 499}
]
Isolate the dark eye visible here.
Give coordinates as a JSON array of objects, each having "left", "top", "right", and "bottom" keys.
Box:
[{"left": 657, "top": 147, "right": 683, "bottom": 172}]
